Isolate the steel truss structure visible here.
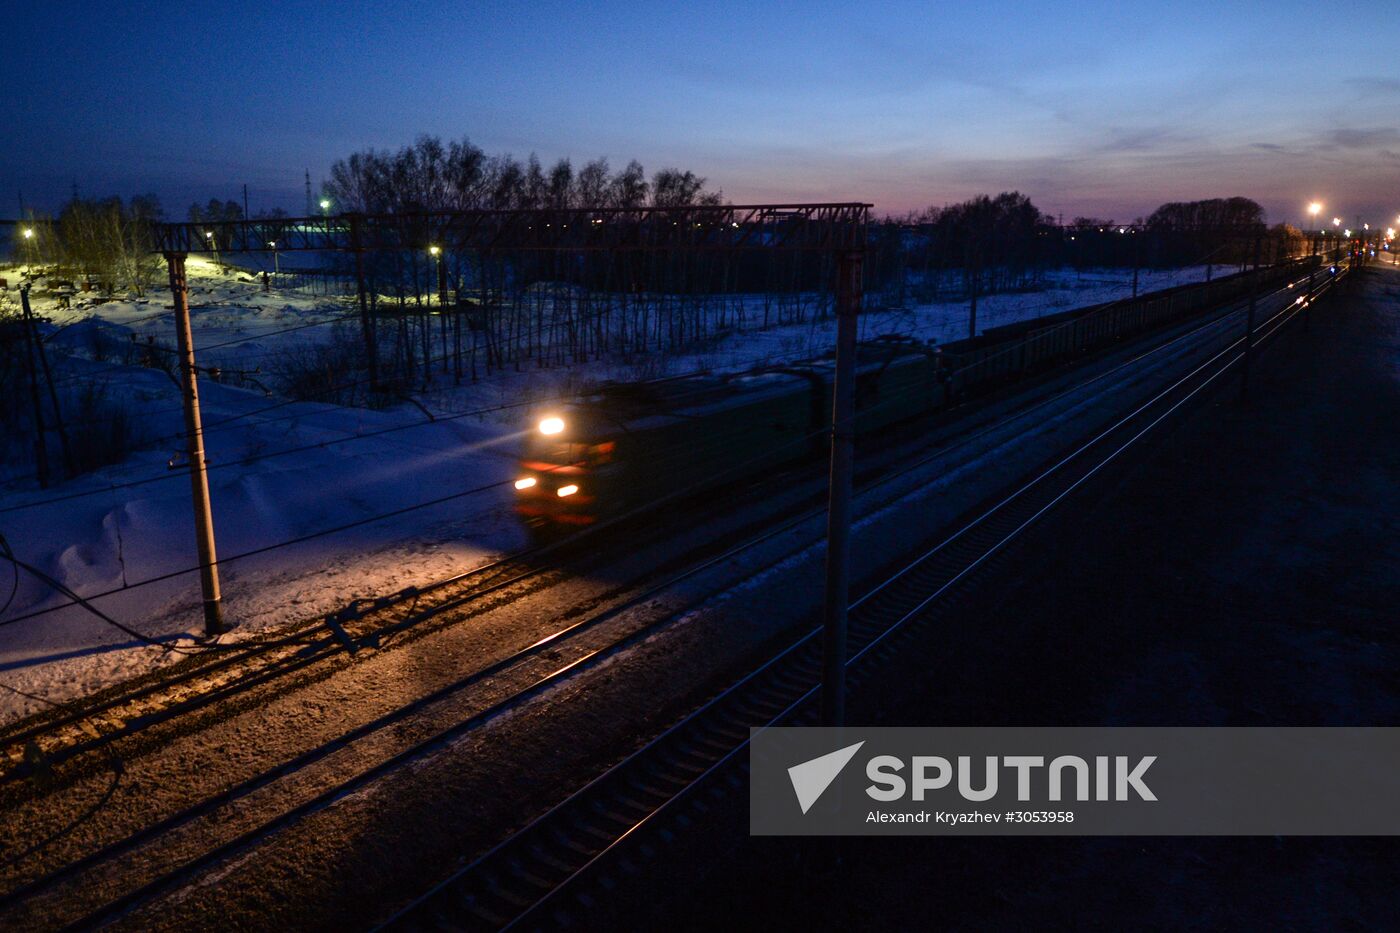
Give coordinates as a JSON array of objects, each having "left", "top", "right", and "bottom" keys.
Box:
[{"left": 151, "top": 203, "right": 871, "bottom": 255}]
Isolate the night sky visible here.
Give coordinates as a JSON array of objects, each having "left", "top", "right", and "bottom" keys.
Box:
[{"left": 4, "top": 0, "right": 1398, "bottom": 225}]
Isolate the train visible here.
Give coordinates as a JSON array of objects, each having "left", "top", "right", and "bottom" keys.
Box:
[{"left": 514, "top": 258, "right": 1318, "bottom": 531}]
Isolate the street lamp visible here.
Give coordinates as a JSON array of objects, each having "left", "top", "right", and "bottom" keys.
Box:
[
  {"left": 22, "top": 227, "right": 33, "bottom": 240},
  {"left": 268, "top": 240, "right": 279, "bottom": 274},
  {"left": 429, "top": 244, "right": 444, "bottom": 310},
  {"left": 1308, "top": 202, "right": 1322, "bottom": 232}
]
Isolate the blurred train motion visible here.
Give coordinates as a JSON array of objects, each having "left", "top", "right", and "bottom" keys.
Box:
[{"left": 515, "top": 257, "right": 1316, "bottom": 531}]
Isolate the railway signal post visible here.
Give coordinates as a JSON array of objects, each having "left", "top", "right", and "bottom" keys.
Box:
[
  {"left": 166, "top": 252, "right": 225, "bottom": 636},
  {"left": 821, "top": 249, "right": 864, "bottom": 729}
]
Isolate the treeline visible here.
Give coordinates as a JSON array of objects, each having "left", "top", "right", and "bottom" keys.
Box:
[
  {"left": 321, "top": 135, "right": 722, "bottom": 213},
  {"left": 864, "top": 194, "right": 1309, "bottom": 306},
  {"left": 875, "top": 192, "right": 1056, "bottom": 303},
  {"left": 16, "top": 195, "right": 165, "bottom": 296}
]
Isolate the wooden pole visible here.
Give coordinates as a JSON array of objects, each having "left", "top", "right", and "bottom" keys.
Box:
[{"left": 166, "top": 252, "right": 224, "bottom": 636}]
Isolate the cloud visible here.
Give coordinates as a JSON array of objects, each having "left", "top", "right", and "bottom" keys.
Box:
[{"left": 1330, "top": 127, "right": 1400, "bottom": 149}]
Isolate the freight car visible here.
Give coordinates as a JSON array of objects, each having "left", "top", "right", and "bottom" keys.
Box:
[{"left": 515, "top": 258, "right": 1317, "bottom": 530}]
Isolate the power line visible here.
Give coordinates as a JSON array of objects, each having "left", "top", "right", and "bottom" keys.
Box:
[{"left": 0, "top": 263, "right": 1327, "bottom": 644}]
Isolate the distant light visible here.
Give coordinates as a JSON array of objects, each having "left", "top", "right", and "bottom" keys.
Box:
[
  {"left": 205, "top": 231, "right": 213, "bottom": 238},
  {"left": 514, "top": 477, "right": 537, "bottom": 490},
  {"left": 1363, "top": 223, "right": 1369, "bottom": 230},
  {"left": 21, "top": 227, "right": 33, "bottom": 239},
  {"left": 1308, "top": 202, "right": 1322, "bottom": 216},
  {"left": 1332, "top": 218, "right": 1342, "bottom": 226},
  {"left": 538, "top": 416, "right": 565, "bottom": 435},
  {"left": 429, "top": 245, "right": 441, "bottom": 256},
  {"left": 320, "top": 199, "right": 330, "bottom": 210},
  {"left": 1118, "top": 227, "right": 1126, "bottom": 234},
  {"left": 556, "top": 484, "right": 579, "bottom": 498},
  {"left": 1344, "top": 229, "right": 1351, "bottom": 237},
  {"left": 268, "top": 241, "right": 277, "bottom": 248}
]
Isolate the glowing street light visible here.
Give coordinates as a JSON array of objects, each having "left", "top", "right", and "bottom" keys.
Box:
[
  {"left": 1332, "top": 217, "right": 1342, "bottom": 227},
  {"left": 428, "top": 245, "right": 441, "bottom": 257},
  {"left": 268, "top": 240, "right": 279, "bottom": 274},
  {"left": 1308, "top": 202, "right": 1322, "bottom": 231},
  {"left": 319, "top": 198, "right": 330, "bottom": 211},
  {"left": 21, "top": 227, "right": 34, "bottom": 239}
]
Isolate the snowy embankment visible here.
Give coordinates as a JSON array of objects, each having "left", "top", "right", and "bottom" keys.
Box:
[{"left": 0, "top": 259, "right": 1208, "bottom": 722}]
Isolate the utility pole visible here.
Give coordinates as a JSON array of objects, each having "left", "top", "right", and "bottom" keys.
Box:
[
  {"left": 165, "top": 252, "right": 224, "bottom": 636},
  {"left": 1240, "top": 236, "right": 1261, "bottom": 398},
  {"left": 19, "top": 286, "right": 50, "bottom": 488},
  {"left": 967, "top": 251, "right": 979, "bottom": 340},
  {"left": 1131, "top": 233, "right": 1140, "bottom": 298},
  {"left": 436, "top": 250, "right": 450, "bottom": 374},
  {"left": 21, "top": 286, "right": 73, "bottom": 477},
  {"left": 1303, "top": 235, "right": 1316, "bottom": 333},
  {"left": 242, "top": 184, "right": 249, "bottom": 220},
  {"left": 821, "top": 249, "right": 864, "bottom": 729},
  {"left": 305, "top": 170, "right": 313, "bottom": 216},
  {"left": 349, "top": 215, "right": 380, "bottom": 392}
]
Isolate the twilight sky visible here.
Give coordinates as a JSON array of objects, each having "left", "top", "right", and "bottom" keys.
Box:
[{"left": 3, "top": 0, "right": 1398, "bottom": 226}]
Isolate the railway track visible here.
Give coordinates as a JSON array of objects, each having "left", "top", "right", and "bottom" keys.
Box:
[
  {"left": 0, "top": 262, "right": 1281, "bottom": 788},
  {"left": 0, "top": 264, "right": 1340, "bottom": 930},
  {"left": 376, "top": 265, "right": 1346, "bottom": 931}
]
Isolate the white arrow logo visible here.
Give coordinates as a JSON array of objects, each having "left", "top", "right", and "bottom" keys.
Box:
[{"left": 787, "top": 741, "right": 865, "bottom": 814}]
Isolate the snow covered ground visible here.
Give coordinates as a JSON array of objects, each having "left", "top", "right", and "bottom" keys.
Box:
[{"left": 0, "top": 258, "right": 1211, "bottom": 722}]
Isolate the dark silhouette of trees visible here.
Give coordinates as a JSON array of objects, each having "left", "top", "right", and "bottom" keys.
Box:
[
  {"left": 321, "top": 136, "right": 720, "bottom": 213},
  {"left": 52, "top": 195, "right": 164, "bottom": 295},
  {"left": 1145, "top": 197, "right": 1268, "bottom": 265}
]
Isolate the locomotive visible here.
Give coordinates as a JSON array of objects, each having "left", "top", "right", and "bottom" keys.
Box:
[{"left": 515, "top": 258, "right": 1315, "bottom": 531}]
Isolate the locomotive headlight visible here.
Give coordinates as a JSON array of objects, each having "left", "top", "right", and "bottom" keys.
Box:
[
  {"left": 557, "top": 484, "right": 579, "bottom": 497},
  {"left": 539, "top": 416, "right": 565, "bottom": 435},
  {"left": 514, "top": 477, "right": 537, "bottom": 490}
]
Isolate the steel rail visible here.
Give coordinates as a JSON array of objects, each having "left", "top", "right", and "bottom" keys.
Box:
[
  {"left": 380, "top": 263, "right": 1344, "bottom": 931},
  {"left": 4, "top": 261, "right": 1308, "bottom": 782},
  {"left": 1, "top": 268, "right": 1335, "bottom": 929}
]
